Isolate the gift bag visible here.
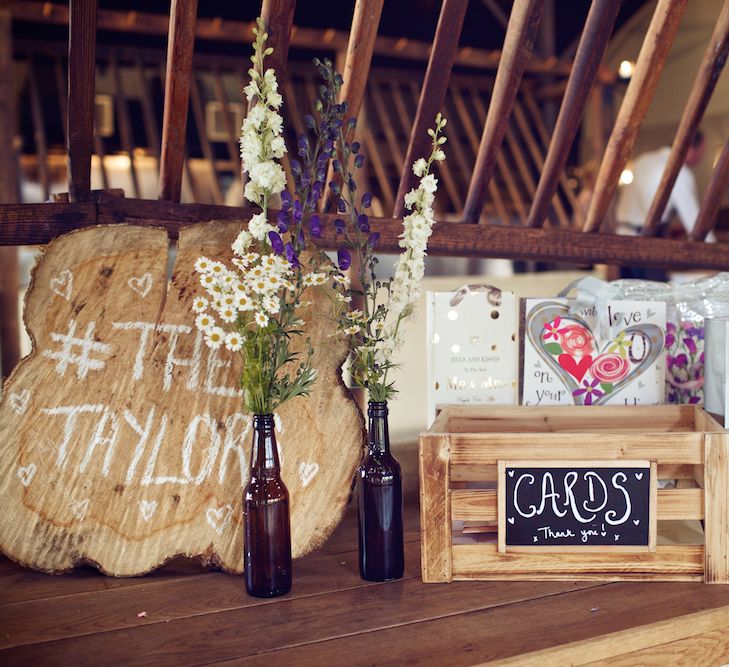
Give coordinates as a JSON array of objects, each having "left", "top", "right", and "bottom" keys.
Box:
[
  {"left": 615, "top": 273, "right": 729, "bottom": 405},
  {"left": 521, "top": 278, "right": 666, "bottom": 406},
  {"left": 426, "top": 284, "right": 517, "bottom": 425}
]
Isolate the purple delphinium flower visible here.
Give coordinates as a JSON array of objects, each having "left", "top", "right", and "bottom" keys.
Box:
[
  {"left": 309, "top": 214, "right": 322, "bottom": 238},
  {"left": 357, "top": 214, "right": 369, "bottom": 233},
  {"left": 285, "top": 242, "right": 300, "bottom": 268},
  {"left": 268, "top": 231, "right": 284, "bottom": 255},
  {"left": 277, "top": 209, "right": 290, "bottom": 233},
  {"left": 337, "top": 247, "right": 351, "bottom": 270},
  {"left": 334, "top": 218, "right": 345, "bottom": 234},
  {"left": 368, "top": 232, "right": 380, "bottom": 247}
]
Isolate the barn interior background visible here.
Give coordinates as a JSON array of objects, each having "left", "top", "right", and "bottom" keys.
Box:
[{"left": 1, "top": 0, "right": 728, "bottom": 450}]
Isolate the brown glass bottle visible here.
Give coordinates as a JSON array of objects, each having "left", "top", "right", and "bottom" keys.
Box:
[
  {"left": 244, "top": 414, "right": 292, "bottom": 597},
  {"left": 357, "top": 400, "right": 404, "bottom": 581}
]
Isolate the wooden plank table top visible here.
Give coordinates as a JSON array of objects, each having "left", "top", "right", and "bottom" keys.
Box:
[{"left": 2, "top": 500, "right": 729, "bottom": 666}]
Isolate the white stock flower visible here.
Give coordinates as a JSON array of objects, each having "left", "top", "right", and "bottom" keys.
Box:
[
  {"left": 232, "top": 230, "right": 253, "bottom": 256},
  {"left": 412, "top": 158, "right": 428, "bottom": 177},
  {"left": 248, "top": 212, "right": 276, "bottom": 242}
]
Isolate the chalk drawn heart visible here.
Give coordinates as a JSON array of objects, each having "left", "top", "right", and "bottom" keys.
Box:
[
  {"left": 139, "top": 500, "right": 158, "bottom": 522},
  {"left": 508, "top": 470, "right": 514, "bottom": 477},
  {"left": 9, "top": 389, "right": 31, "bottom": 415},
  {"left": 507, "top": 517, "right": 515, "bottom": 525},
  {"left": 17, "top": 464, "right": 36, "bottom": 487},
  {"left": 635, "top": 472, "right": 644, "bottom": 480},
  {"left": 633, "top": 519, "right": 640, "bottom": 525},
  {"left": 526, "top": 301, "right": 664, "bottom": 406},
  {"left": 50, "top": 269, "right": 73, "bottom": 301},
  {"left": 299, "top": 461, "right": 319, "bottom": 487},
  {"left": 128, "top": 273, "right": 152, "bottom": 298},
  {"left": 558, "top": 353, "right": 593, "bottom": 382},
  {"left": 647, "top": 309, "right": 656, "bottom": 318},
  {"left": 206, "top": 504, "right": 233, "bottom": 535},
  {"left": 70, "top": 498, "right": 90, "bottom": 521}
]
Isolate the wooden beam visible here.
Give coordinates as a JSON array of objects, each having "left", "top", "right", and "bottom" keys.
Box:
[
  {"left": 642, "top": 0, "right": 729, "bottom": 237},
  {"left": 3, "top": 198, "right": 728, "bottom": 272},
  {"left": 0, "top": 8, "right": 20, "bottom": 379},
  {"left": 322, "top": 0, "right": 384, "bottom": 209},
  {"left": 11, "top": 1, "right": 613, "bottom": 80},
  {"left": 480, "top": 0, "right": 509, "bottom": 29},
  {"left": 158, "top": 0, "right": 198, "bottom": 203},
  {"left": 526, "top": 0, "right": 621, "bottom": 228},
  {"left": 462, "top": 0, "right": 544, "bottom": 223},
  {"left": 66, "top": 0, "right": 98, "bottom": 202},
  {"left": 690, "top": 138, "right": 729, "bottom": 242},
  {"left": 582, "top": 0, "right": 689, "bottom": 233},
  {"left": 258, "top": 0, "right": 296, "bottom": 83},
  {"left": 393, "top": 0, "right": 468, "bottom": 217},
  {"left": 211, "top": 70, "right": 241, "bottom": 171}
]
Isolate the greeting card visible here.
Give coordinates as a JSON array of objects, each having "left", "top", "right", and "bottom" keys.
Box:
[
  {"left": 521, "top": 298, "right": 666, "bottom": 406},
  {"left": 427, "top": 285, "right": 517, "bottom": 425}
]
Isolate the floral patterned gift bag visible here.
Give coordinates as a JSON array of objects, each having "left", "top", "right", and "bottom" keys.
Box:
[{"left": 616, "top": 273, "right": 729, "bottom": 405}]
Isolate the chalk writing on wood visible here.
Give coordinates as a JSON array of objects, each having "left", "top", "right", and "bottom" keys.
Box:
[
  {"left": 498, "top": 460, "right": 655, "bottom": 552},
  {"left": 0, "top": 223, "right": 364, "bottom": 576}
]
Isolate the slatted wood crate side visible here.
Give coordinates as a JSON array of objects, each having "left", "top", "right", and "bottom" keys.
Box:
[
  {"left": 705, "top": 430, "right": 729, "bottom": 584},
  {"left": 451, "top": 544, "right": 705, "bottom": 582},
  {"left": 449, "top": 432, "right": 704, "bottom": 466},
  {"left": 419, "top": 433, "right": 452, "bottom": 583}
]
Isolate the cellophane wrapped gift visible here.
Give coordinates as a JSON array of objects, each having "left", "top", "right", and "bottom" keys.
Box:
[{"left": 615, "top": 273, "right": 729, "bottom": 405}]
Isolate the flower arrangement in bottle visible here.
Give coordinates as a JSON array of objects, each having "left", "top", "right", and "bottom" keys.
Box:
[{"left": 189, "top": 19, "right": 346, "bottom": 597}]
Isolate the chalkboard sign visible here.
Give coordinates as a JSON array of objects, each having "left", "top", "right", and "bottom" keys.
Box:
[{"left": 498, "top": 460, "right": 656, "bottom": 552}]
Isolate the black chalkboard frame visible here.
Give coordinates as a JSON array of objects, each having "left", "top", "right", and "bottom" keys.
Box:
[{"left": 497, "top": 459, "right": 657, "bottom": 553}]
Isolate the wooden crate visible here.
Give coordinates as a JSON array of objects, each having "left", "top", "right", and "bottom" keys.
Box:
[{"left": 419, "top": 405, "right": 729, "bottom": 584}]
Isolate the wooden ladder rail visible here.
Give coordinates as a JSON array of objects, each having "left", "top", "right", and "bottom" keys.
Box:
[
  {"left": 691, "top": 139, "right": 729, "bottom": 242},
  {"left": 462, "top": 0, "right": 544, "bottom": 224},
  {"left": 158, "top": 0, "right": 197, "bottom": 203},
  {"left": 582, "top": 0, "right": 689, "bottom": 234},
  {"left": 642, "top": 0, "right": 729, "bottom": 238},
  {"left": 526, "top": 0, "right": 620, "bottom": 229},
  {"left": 393, "top": 0, "right": 468, "bottom": 218}
]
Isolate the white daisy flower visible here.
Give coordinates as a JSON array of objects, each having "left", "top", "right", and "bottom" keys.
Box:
[
  {"left": 205, "top": 326, "right": 225, "bottom": 349},
  {"left": 254, "top": 311, "right": 269, "bottom": 327},
  {"left": 200, "top": 274, "right": 216, "bottom": 289},
  {"left": 343, "top": 325, "right": 360, "bottom": 335},
  {"left": 194, "top": 257, "right": 213, "bottom": 273},
  {"left": 191, "top": 296, "right": 208, "bottom": 313},
  {"left": 337, "top": 293, "right": 353, "bottom": 303},
  {"left": 220, "top": 307, "right": 238, "bottom": 323},
  {"left": 224, "top": 332, "right": 243, "bottom": 352},
  {"left": 262, "top": 296, "right": 280, "bottom": 314},
  {"left": 235, "top": 293, "right": 254, "bottom": 311},
  {"left": 208, "top": 261, "right": 225, "bottom": 275},
  {"left": 195, "top": 312, "right": 215, "bottom": 332}
]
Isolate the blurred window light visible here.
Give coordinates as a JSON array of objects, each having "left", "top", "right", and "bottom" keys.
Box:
[
  {"left": 619, "top": 168, "right": 634, "bottom": 185},
  {"left": 618, "top": 60, "right": 635, "bottom": 80}
]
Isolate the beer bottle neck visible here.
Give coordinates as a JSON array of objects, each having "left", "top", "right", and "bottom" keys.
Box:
[
  {"left": 251, "top": 414, "right": 280, "bottom": 475},
  {"left": 367, "top": 401, "right": 390, "bottom": 455}
]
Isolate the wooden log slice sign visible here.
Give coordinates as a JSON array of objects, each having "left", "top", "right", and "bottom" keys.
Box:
[{"left": 0, "top": 222, "right": 364, "bottom": 575}]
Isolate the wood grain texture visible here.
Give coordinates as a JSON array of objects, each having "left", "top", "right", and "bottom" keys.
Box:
[
  {"left": 66, "top": 0, "right": 98, "bottom": 203},
  {"left": 452, "top": 543, "right": 703, "bottom": 577},
  {"left": 4, "top": 199, "right": 729, "bottom": 271},
  {"left": 691, "top": 137, "right": 729, "bottom": 241},
  {"left": 0, "top": 224, "right": 363, "bottom": 575},
  {"left": 503, "top": 604, "right": 729, "bottom": 666},
  {"left": 704, "top": 431, "right": 729, "bottom": 583},
  {"left": 583, "top": 0, "right": 689, "bottom": 233},
  {"left": 0, "top": 8, "right": 20, "bottom": 379},
  {"left": 462, "top": 0, "right": 544, "bottom": 223},
  {"left": 419, "top": 435, "right": 452, "bottom": 582},
  {"left": 392, "top": 0, "right": 468, "bottom": 217},
  {"left": 158, "top": 0, "right": 198, "bottom": 203},
  {"left": 526, "top": 0, "right": 620, "bottom": 229},
  {"left": 643, "top": 0, "right": 729, "bottom": 237}
]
